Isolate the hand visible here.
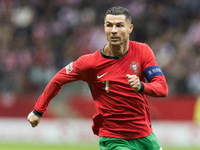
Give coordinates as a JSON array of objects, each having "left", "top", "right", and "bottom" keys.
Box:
[
  {"left": 126, "top": 74, "right": 141, "bottom": 92},
  {"left": 27, "top": 111, "right": 41, "bottom": 128}
]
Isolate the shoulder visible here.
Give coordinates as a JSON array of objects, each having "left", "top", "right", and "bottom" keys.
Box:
[
  {"left": 77, "top": 49, "right": 100, "bottom": 63},
  {"left": 129, "top": 41, "right": 149, "bottom": 49},
  {"left": 129, "top": 41, "right": 154, "bottom": 55},
  {"left": 74, "top": 49, "right": 101, "bottom": 70}
]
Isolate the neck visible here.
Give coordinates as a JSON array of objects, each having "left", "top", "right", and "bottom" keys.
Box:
[{"left": 104, "top": 41, "right": 129, "bottom": 57}]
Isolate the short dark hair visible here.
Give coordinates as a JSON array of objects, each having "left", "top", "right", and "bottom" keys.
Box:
[{"left": 105, "top": 6, "right": 132, "bottom": 23}]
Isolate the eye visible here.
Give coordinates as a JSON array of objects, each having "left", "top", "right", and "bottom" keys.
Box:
[
  {"left": 106, "top": 23, "right": 112, "bottom": 27},
  {"left": 116, "top": 24, "right": 123, "bottom": 28}
]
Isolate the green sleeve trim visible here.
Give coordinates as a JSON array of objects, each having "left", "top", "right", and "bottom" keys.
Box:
[
  {"left": 32, "top": 109, "right": 43, "bottom": 118},
  {"left": 138, "top": 82, "right": 144, "bottom": 93}
]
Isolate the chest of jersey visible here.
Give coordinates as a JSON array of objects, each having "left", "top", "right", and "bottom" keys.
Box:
[
  {"left": 90, "top": 51, "right": 144, "bottom": 98},
  {"left": 95, "top": 51, "right": 143, "bottom": 81}
]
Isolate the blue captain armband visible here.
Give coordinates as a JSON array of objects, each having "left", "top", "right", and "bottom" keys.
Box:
[{"left": 144, "top": 65, "right": 164, "bottom": 82}]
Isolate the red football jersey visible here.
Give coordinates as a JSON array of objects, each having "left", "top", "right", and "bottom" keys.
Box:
[{"left": 34, "top": 41, "right": 168, "bottom": 139}]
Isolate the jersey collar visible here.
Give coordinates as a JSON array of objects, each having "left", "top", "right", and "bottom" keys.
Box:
[{"left": 100, "top": 45, "right": 129, "bottom": 59}]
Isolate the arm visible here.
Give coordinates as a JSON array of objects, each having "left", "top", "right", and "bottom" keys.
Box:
[
  {"left": 126, "top": 73, "right": 168, "bottom": 97},
  {"left": 127, "top": 44, "right": 168, "bottom": 97},
  {"left": 27, "top": 55, "right": 94, "bottom": 127},
  {"left": 141, "top": 75, "right": 168, "bottom": 97},
  {"left": 27, "top": 68, "right": 70, "bottom": 127}
]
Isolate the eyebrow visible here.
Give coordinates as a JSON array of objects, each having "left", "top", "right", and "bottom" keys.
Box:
[{"left": 105, "top": 21, "right": 124, "bottom": 24}]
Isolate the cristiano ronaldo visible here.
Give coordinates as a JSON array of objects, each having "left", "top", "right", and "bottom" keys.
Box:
[{"left": 28, "top": 6, "right": 168, "bottom": 150}]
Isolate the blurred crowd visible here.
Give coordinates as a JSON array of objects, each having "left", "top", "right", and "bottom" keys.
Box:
[{"left": 0, "top": 0, "right": 199, "bottom": 96}]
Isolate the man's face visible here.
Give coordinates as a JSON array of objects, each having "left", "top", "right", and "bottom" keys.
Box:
[{"left": 104, "top": 14, "right": 133, "bottom": 46}]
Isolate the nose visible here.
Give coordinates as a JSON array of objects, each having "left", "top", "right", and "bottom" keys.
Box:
[{"left": 111, "top": 26, "right": 117, "bottom": 34}]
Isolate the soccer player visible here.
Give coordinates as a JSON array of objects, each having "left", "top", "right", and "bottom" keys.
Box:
[{"left": 28, "top": 6, "right": 168, "bottom": 150}]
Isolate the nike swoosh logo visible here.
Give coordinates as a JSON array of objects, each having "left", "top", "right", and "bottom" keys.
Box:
[{"left": 97, "top": 72, "right": 108, "bottom": 79}]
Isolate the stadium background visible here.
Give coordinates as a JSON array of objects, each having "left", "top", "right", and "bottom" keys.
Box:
[{"left": 0, "top": 0, "right": 200, "bottom": 149}]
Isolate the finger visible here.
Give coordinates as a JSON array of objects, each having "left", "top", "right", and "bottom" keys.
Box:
[
  {"left": 127, "top": 74, "right": 137, "bottom": 80},
  {"left": 131, "top": 82, "right": 140, "bottom": 89},
  {"left": 128, "top": 79, "right": 140, "bottom": 90},
  {"left": 32, "top": 122, "right": 39, "bottom": 127},
  {"left": 126, "top": 74, "right": 134, "bottom": 79},
  {"left": 128, "top": 76, "right": 139, "bottom": 84},
  {"left": 27, "top": 112, "right": 33, "bottom": 120},
  {"left": 28, "top": 117, "right": 39, "bottom": 127},
  {"left": 30, "top": 120, "right": 39, "bottom": 128},
  {"left": 126, "top": 74, "right": 130, "bottom": 78},
  {"left": 129, "top": 81, "right": 139, "bottom": 88},
  {"left": 133, "top": 82, "right": 141, "bottom": 92}
]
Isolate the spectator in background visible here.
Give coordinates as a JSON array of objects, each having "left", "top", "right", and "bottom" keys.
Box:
[{"left": 0, "top": 0, "right": 199, "bottom": 95}]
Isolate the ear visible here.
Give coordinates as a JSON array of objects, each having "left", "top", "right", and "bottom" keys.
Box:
[{"left": 129, "top": 24, "right": 134, "bottom": 34}]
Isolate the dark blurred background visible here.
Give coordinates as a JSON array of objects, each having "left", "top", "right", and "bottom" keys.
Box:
[
  {"left": 0, "top": 0, "right": 200, "bottom": 147},
  {"left": 0, "top": 0, "right": 199, "bottom": 96}
]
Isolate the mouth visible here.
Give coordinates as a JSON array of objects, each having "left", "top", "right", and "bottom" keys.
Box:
[{"left": 111, "top": 37, "right": 120, "bottom": 41}]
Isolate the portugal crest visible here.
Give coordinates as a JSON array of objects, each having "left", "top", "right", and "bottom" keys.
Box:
[{"left": 129, "top": 61, "right": 140, "bottom": 74}]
